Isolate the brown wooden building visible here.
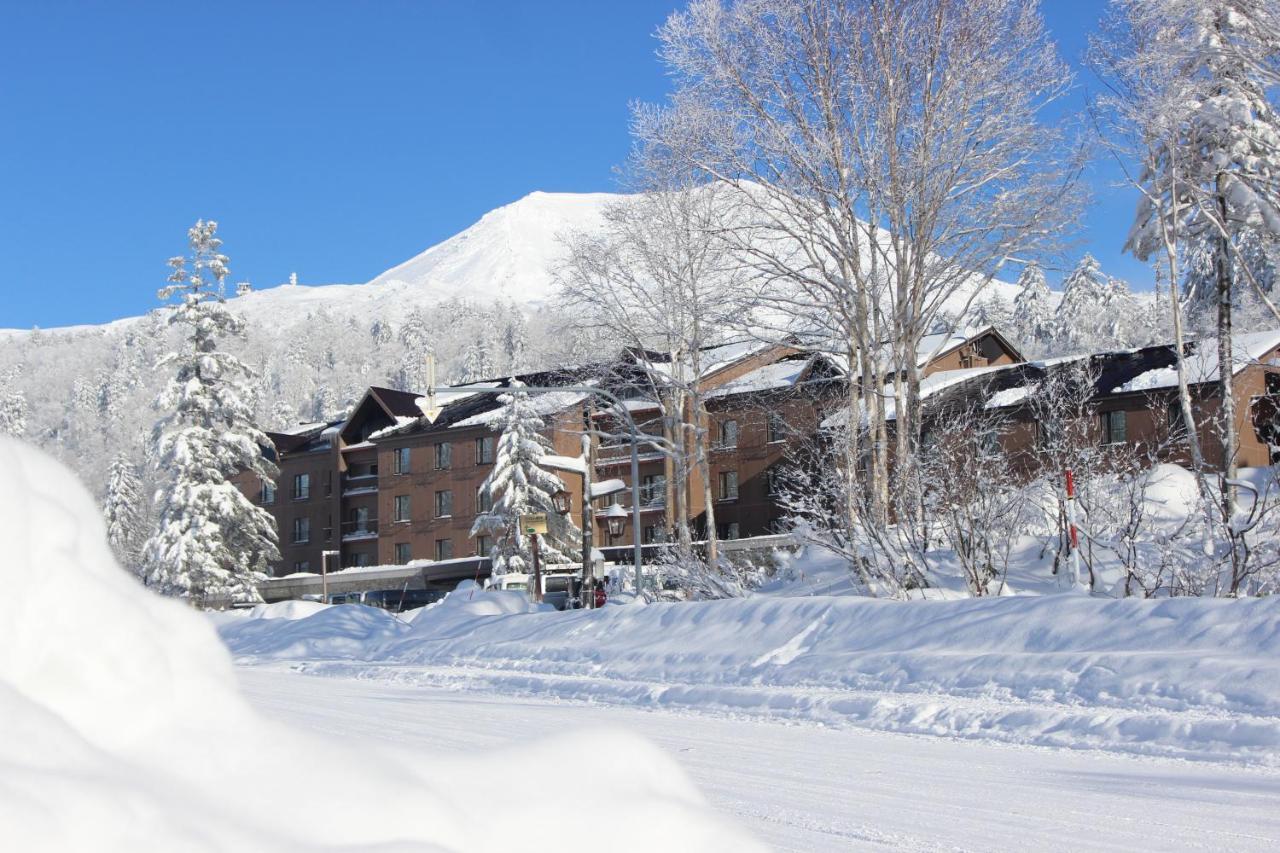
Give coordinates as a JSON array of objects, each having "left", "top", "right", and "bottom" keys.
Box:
[{"left": 235, "top": 324, "right": 1280, "bottom": 581}]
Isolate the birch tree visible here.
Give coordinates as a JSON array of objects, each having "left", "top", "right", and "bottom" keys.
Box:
[
  {"left": 637, "top": 0, "right": 1079, "bottom": 545},
  {"left": 559, "top": 183, "right": 751, "bottom": 569},
  {"left": 1093, "top": 0, "right": 1280, "bottom": 521}
]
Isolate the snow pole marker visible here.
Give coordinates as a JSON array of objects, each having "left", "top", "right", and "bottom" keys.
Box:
[{"left": 1064, "top": 469, "right": 1082, "bottom": 590}]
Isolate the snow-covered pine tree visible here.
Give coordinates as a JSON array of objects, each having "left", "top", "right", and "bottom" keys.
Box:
[
  {"left": 972, "top": 294, "right": 1013, "bottom": 336},
  {"left": 140, "top": 220, "right": 280, "bottom": 607},
  {"left": 502, "top": 304, "right": 528, "bottom": 371},
  {"left": 0, "top": 366, "right": 27, "bottom": 438},
  {"left": 458, "top": 336, "right": 496, "bottom": 383},
  {"left": 470, "top": 380, "right": 579, "bottom": 576},
  {"left": 1055, "top": 254, "right": 1131, "bottom": 352},
  {"left": 1009, "top": 263, "right": 1057, "bottom": 356},
  {"left": 103, "top": 453, "right": 145, "bottom": 575}
]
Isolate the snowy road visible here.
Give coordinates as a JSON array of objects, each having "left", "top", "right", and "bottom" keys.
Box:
[{"left": 237, "top": 666, "right": 1280, "bottom": 853}]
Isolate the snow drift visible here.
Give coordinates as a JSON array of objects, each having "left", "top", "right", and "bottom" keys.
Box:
[
  {"left": 224, "top": 583, "right": 1280, "bottom": 765},
  {"left": 0, "top": 436, "right": 761, "bottom": 853}
]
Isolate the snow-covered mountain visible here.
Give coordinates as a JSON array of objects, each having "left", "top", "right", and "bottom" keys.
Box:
[{"left": 0, "top": 191, "right": 616, "bottom": 343}]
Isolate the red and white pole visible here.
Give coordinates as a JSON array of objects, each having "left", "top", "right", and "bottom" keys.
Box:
[{"left": 1064, "top": 469, "right": 1082, "bottom": 589}]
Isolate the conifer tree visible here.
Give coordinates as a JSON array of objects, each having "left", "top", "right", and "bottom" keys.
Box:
[
  {"left": 103, "top": 454, "right": 144, "bottom": 575},
  {"left": 140, "top": 220, "right": 280, "bottom": 606},
  {"left": 471, "top": 381, "right": 579, "bottom": 576},
  {"left": 1010, "top": 263, "right": 1057, "bottom": 356}
]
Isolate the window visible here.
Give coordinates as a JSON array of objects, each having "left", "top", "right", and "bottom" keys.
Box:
[
  {"left": 768, "top": 413, "right": 785, "bottom": 443},
  {"left": 292, "top": 517, "right": 310, "bottom": 544},
  {"left": 260, "top": 481, "right": 276, "bottom": 504},
  {"left": 435, "top": 490, "right": 453, "bottom": 518},
  {"left": 435, "top": 538, "right": 453, "bottom": 561},
  {"left": 1168, "top": 401, "right": 1184, "bottom": 437},
  {"left": 642, "top": 525, "right": 658, "bottom": 545},
  {"left": 476, "top": 436, "right": 495, "bottom": 464},
  {"left": 718, "top": 470, "right": 739, "bottom": 501},
  {"left": 350, "top": 552, "right": 372, "bottom": 568},
  {"left": 394, "top": 543, "right": 412, "bottom": 564},
  {"left": 434, "top": 442, "right": 452, "bottom": 470},
  {"left": 293, "top": 473, "right": 310, "bottom": 500},
  {"left": 293, "top": 560, "right": 310, "bottom": 573},
  {"left": 392, "top": 447, "right": 410, "bottom": 475},
  {"left": 324, "top": 514, "right": 333, "bottom": 542},
  {"left": 766, "top": 468, "right": 781, "bottom": 495},
  {"left": 394, "top": 495, "right": 411, "bottom": 522},
  {"left": 719, "top": 419, "right": 739, "bottom": 448},
  {"left": 475, "top": 535, "right": 491, "bottom": 557},
  {"left": 718, "top": 522, "right": 740, "bottom": 540},
  {"left": 350, "top": 506, "right": 370, "bottom": 531},
  {"left": 1037, "top": 419, "right": 1061, "bottom": 451},
  {"left": 640, "top": 474, "right": 665, "bottom": 506},
  {"left": 323, "top": 470, "right": 333, "bottom": 496},
  {"left": 1267, "top": 372, "right": 1280, "bottom": 396},
  {"left": 1100, "top": 410, "right": 1127, "bottom": 446},
  {"left": 476, "top": 486, "right": 492, "bottom": 514}
]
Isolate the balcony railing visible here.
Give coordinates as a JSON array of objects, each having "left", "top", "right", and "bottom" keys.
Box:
[{"left": 342, "top": 473, "right": 379, "bottom": 496}]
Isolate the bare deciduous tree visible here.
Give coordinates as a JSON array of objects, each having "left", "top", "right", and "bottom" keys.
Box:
[{"left": 637, "top": 0, "right": 1081, "bottom": 539}]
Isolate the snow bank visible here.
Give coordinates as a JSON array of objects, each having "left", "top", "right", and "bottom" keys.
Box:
[
  {"left": 225, "top": 583, "right": 1280, "bottom": 764},
  {"left": 248, "top": 598, "right": 329, "bottom": 620},
  {"left": 218, "top": 603, "right": 410, "bottom": 660},
  {"left": 0, "top": 437, "right": 762, "bottom": 853}
]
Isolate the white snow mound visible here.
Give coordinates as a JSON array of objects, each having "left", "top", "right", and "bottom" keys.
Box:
[{"left": 0, "top": 437, "right": 762, "bottom": 853}]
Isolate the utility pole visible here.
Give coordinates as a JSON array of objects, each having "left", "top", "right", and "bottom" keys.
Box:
[
  {"left": 581, "top": 406, "right": 594, "bottom": 608},
  {"left": 321, "top": 549, "right": 339, "bottom": 603},
  {"left": 528, "top": 529, "right": 543, "bottom": 604}
]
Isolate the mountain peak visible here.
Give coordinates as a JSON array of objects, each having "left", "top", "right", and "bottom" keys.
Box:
[{"left": 365, "top": 190, "right": 622, "bottom": 306}]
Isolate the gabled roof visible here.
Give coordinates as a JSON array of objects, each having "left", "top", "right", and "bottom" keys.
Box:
[
  {"left": 368, "top": 363, "right": 609, "bottom": 441},
  {"left": 705, "top": 351, "right": 843, "bottom": 401},
  {"left": 266, "top": 419, "right": 342, "bottom": 456}
]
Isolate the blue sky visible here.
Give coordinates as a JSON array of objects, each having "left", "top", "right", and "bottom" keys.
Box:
[{"left": 1, "top": 0, "right": 1140, "bottom": 329}]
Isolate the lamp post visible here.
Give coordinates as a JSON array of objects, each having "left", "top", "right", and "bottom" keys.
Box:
[{"left": 320, "top": 549, "right": 339, "bottom": 603}]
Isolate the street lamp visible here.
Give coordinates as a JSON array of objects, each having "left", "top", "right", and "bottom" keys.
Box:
[
  {"left": 551, "top": 488, "right": 571, "bottom": 515},
  {"left": 603, "top": 503, "right": 628, "bottom": 539}
]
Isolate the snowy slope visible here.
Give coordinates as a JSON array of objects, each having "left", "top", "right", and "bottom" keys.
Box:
[{"left": 367, "top": 190, "right": 616, "bottom": 306}]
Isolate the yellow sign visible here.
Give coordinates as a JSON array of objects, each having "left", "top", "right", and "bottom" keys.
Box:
[{"left": 520, "top": 513, "right": 548, "bottom": 535}]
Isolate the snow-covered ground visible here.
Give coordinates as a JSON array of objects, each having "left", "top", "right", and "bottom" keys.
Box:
[
  {"left": 219, "top": 587, "right": 1280, "bottom": 764},
  {"left": 238, "top": 665, "right": 1280, "bottom": 853},
  {"left": 1, "top": 437, "right": 760, "bottom": 852}
]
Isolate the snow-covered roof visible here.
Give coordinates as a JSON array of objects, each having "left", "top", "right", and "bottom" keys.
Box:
[
  {"left": 450, "top": 389, "right": 590, "bottom": 429},
  {"left": 820, "top": 363, "right": 1015, "bottom": 430},
  {"left": 1111, "top": 330, "right": 1280, "bottom": 394},
  {"left": 706, "top": 356, "right": 812, "bottom": 399}
]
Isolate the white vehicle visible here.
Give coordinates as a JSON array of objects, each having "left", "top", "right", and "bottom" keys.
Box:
[
  {"left": 484, "top": 571, "right": 583, "bottom": 610},
  {"left": 485, "top": 573, "right": 531, "bottom": 592}
]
